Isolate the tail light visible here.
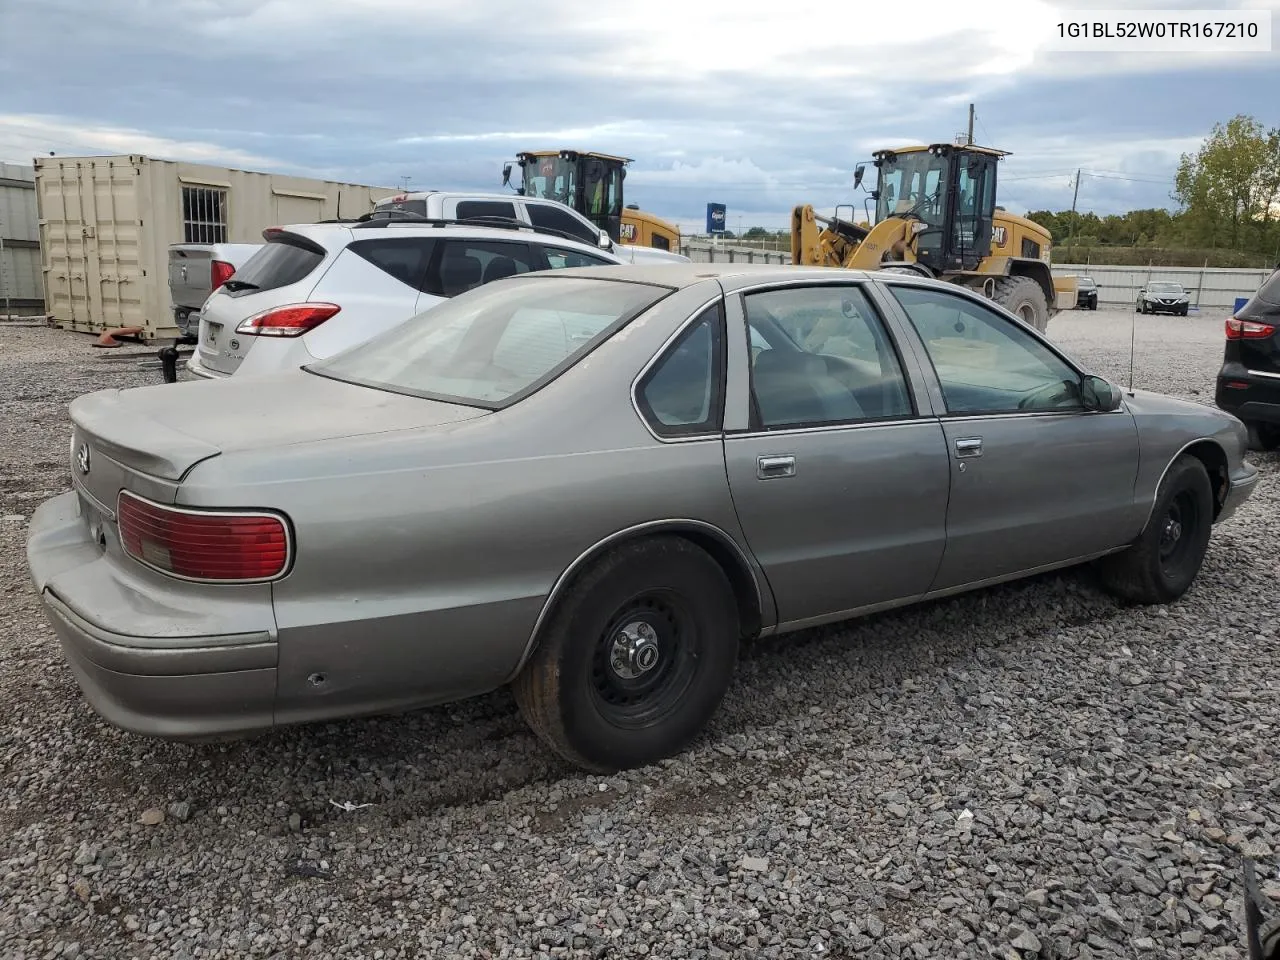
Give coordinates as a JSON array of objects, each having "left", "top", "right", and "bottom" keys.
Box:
[
  {"left": 1225, "top": 317, "right": 1276, "bottom": 339},
  {"left": 235, "top": 302, "right": 341, "bottom": 337},
  {"left": 117, "top": 491, "right": 291, "bottom": 583},
  {"left": 210, "top": 259, "right": 236, "bottom": 290}
]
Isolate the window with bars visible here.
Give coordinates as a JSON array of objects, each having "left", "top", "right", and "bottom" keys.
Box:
[{"left": 182, "top": 186, "right": 228, "bottom": 243}]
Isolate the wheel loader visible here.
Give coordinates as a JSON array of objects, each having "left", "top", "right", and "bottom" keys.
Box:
[
  {"left": 791, "top": 142, "right": 1071, "bottom": 332},
  {"left": 502, "top": 150, "right": 682, "bottom": 253}
]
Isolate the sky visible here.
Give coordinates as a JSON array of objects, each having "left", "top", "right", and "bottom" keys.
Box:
[{"left": 1, "top": 0, "right": 1278, "bottom": 235}]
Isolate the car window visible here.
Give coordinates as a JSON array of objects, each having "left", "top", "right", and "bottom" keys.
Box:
[
  {"left": 527, "top": 203, "right": 599, "bottom": 246},
  {"left": 455, "top": 200, "right": 517, "bottom": 223},
  {"left": 425, "top": 239, "right": 538, "bottom": 297},
  {"left": 636, "top": 304, "right": 723, "bottom": 436},
  {"left": 309, "top": 276, "right": 670, "bottom": 408},
  {"left": 225, "top": 234, "right": 324, "bottom": 297},
  {"left": 742, "top": 285, "right": 914, "bottom": 429},
  {"left": 888, "top": 284, "right": 1082, "bottom": 415},
  {"left": 348, "top": 237, "right": 436, "bottom": 291},
  {"left": 542, "top": 246, "right": 613, "bottom": 269}
]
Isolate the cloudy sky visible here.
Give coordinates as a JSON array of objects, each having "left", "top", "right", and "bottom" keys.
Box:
[{"left": 1, "top": 0, "right": 1277, "bottom": 234}]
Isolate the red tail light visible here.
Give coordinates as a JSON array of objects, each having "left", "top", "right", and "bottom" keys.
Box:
[
  {"left": 235, "top": 302, "right": 341, "bottom": 338},
  {"left": 1225, "top": 317, "right": 1276, "bottom": 339},
  {"left": 117, "top": 491, "right": 291, "bottom": 583},
  {"left": 210, "top": 259, "right": 236, "bottom": 290}
]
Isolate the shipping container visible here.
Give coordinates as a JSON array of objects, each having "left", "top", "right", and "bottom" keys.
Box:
[
  {"left": 34, "top": 155, "right": 400, "bottom": 338},
  {"left": 1, "top": 162, "right": 43, "bottom": 314}
]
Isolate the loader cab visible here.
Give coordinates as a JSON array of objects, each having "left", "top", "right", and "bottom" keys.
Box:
[
  {"left": 872, "top": 144, "right": 1002, "bottom": 273},
  {"left": 506, "top": 150, "right": 628, "bottom": 243}
]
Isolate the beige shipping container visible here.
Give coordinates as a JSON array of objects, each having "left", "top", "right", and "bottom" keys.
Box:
[{"left": 35, "top": 155, "right": 400, "bottom": 339}]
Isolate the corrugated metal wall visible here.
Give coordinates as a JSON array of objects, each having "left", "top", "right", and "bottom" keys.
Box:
[
  {"left": 0, "top": 162, "right": 44, "bottom": 313},
  {"left": 35, "top": 155, "right": 402, "bottom": 338},
  {"left": 1053, "top": 263, "right": 1272, "bottom": 311}
]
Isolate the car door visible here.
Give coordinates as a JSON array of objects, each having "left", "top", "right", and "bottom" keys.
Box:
[
  {"left": 301, "top": 236, "right": 436, "bottom": 360},
  {"left": 880, "top": 279, "right": 1141, "bottom": 591},
  {"left": 721, "top": 280, "right": 952, "bottom": 629}
]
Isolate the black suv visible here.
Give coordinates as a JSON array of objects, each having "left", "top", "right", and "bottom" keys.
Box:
[
  {"left": 1076, "top": 276, "right": 1098, "bottom": 310},
  {"left": 1215, "top": 268, "right": 1280, "bottom": 450}
]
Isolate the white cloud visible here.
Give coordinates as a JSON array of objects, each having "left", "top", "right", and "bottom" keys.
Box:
[{"left": 0, "top": 113, "right": 290, "bottom": 170}]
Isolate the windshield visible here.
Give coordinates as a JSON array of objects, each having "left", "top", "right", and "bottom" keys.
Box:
[
  {"left": 308, "top": 276, "right": 670, "bottom": 408},
  {"left": 1149, "top": 282, "right": 1184, "bottom": 294},
  {"left": 520, "top": 157, "right": 576, "bottom": 206},
  {"left": 875, "top": 150, "right": 947, "bottom": 226}
]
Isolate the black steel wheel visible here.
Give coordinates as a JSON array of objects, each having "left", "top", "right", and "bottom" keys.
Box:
[
  {"left": 1095, "top": 454, "right": 1214, "bottom": 604},
  {"left": 514, "top": 536, "right": 740, "bottom": 772}
]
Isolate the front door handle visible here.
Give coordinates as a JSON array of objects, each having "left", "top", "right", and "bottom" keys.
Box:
[
  {"left": 757, "top": 455, "right": 796, "bottom": 479},
  {"left": 954, "top": 437, "right": 983, "bottom": 458}
]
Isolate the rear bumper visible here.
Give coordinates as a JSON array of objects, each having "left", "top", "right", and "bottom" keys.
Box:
[
  {"left": 1215, "top": 368, "right": 1280, "bottom": 424},
  {"left": 183, "top": 351, "right": 226, "bottom": 380},
  {"left": 26, "top": 492, "right": 277, "bottom": 739}
]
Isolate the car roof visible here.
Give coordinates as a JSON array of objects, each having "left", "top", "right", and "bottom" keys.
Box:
[
  {"left": 273, "top": 220, "right": 614, "bottom": 255},
  {"left": 514, "top": 262, "right": 885, "bottom": 290}
]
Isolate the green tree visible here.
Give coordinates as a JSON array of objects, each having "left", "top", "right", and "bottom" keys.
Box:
[{"left": 1174, "top": 114, "right": 1280, "bottom": 253}]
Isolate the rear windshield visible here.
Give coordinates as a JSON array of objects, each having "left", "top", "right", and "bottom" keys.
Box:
[
  {"left": 308, "top": 275, "right": 670, "bottom": 408},
  {"left": 1254, "top": 269, "right": 1280, "bottom": 305},
  {"left": 226, "top": 234, "right": 324, "bottom": 297}
]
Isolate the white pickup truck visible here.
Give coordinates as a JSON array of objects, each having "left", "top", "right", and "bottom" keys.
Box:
[{"left": 167, "top": 242, "right": 263, "bottom": 340}]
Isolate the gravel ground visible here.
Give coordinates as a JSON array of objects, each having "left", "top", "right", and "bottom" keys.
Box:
[{"left": 1, "top": 311, "right": 1277, "bottom": 960}]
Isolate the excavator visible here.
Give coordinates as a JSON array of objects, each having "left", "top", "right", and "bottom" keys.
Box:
[
  {"left": 792, "top": 141, "right": 1074, "bottom": 332},
  {"left": 502, "top": 150, "right": 682, "bottom": 253}
]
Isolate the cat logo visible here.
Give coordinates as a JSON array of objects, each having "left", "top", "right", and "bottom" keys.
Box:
[
  {"left": 619, "top": 223, "right": 636, "bottom": 242},
  {"left": 992, "top": 226, "right": 1007, "bottom": 246}
]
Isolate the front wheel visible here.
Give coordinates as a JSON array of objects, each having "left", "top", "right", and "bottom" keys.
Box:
[
  {"left": 513, "top": 536, "right": 740, "bottom": 772},
  {"left": 1094, "top": 454, "right": 1214, "bottom": 604}
]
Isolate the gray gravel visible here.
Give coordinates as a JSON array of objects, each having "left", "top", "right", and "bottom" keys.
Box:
[{"left": 2, "top": 311, "right": 1278, "bottom": 959}]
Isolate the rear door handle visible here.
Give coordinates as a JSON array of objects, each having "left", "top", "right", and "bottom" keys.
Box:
[
  {"left": 954, "top": 437, "right": 983, "bottom": 458},
  {"left": 757, "top": 455, "right": 796, "bottom": 479}
]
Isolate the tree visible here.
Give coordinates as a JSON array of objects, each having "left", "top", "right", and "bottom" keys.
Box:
[{"left": 1174, "top": 114, "right": 1280, "bottom": 253}]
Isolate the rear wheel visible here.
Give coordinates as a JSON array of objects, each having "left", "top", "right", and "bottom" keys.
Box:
[
  {"left": 1094, "top": 454, "right": 1214, "bottom": 604},
  {"left": 1250, "top": 422, "right": 1280, "bottom": 451},
  {"left": 991, "top": 276, "right": 1050, "bottom": 332},
  {"left": 513, "top": 536, "right": 740, "bottom": 772}
]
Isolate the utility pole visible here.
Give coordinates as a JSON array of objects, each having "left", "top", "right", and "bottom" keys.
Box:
[
  {"left": 1068, "top": 169, "right": 1082, "bottom": 245},
  {"left": 967, "top": 104, "right": 975, "bottom": 145}
]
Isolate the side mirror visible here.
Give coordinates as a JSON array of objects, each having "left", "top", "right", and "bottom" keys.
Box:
[
  {"left": 598, "top": 230, "right": 611, "bottom": 249},
  {"left": 854, "top": 164, "right": 865, "bottom": 188},
  {"left": 1081, "top": 375, "right": 1123, "bottom": 412},
  {"left": 502, "top": 163, "right": 512, "bottom": 187}
]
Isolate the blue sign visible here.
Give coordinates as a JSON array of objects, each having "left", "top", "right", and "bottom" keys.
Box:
[{"left": 706, "top": 203, "right": 727, "bottom": 234}]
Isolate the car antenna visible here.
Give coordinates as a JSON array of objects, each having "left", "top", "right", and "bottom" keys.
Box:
[{"left": 1127, "top": 289, "right": 1137, "bottom": 395}]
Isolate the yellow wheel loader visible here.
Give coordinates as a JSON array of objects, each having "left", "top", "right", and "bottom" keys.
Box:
[
  {"left": 503, "top": 150, "right": 682, "bottom": 253},
  {"left": 792, "top": 143, "right": 1069, "bottom": 332}
]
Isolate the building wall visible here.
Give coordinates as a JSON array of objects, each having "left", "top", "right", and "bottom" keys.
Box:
[{"left": 0, "top": 162, "right": 43, "bottom": 313}]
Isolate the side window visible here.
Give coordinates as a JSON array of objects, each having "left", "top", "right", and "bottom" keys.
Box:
[
  {"left": 348, "top": 238, "right": 436, "bottom": 291},
  {"left": 527, "top": 203, "right": 599, "bottom": 246},
  {"left": 888, "top": 283, "right": 1082, "bottom": 415},
  {"left": 542, "top": 246, "right": 613, "bottom": 269},
  {"left": 455, "top": 200, "right": 517, "bottom": 223},
  {"left": 650, "top": 234, "right": 671, "bottom": 251},
  {"left": 636, "top": 304, "right": 724, "bottom": 436},
  {"left": 744, "top": 285, "right": 914, "bottom": 429},
  {"left": 426, "top": 240, "right": 538, "bottom": 298}
]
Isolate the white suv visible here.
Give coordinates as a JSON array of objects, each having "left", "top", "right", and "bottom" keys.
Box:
[{"left": 185, "top": 217, "right": 638, "bottom": 380}]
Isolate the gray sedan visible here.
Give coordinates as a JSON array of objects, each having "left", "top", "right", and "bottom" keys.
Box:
[{"left": 27, "top": 264, "right": 1259, "bottom": 772}]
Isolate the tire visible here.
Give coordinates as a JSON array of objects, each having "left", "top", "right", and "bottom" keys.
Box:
[
  {"left": 513, "top": 536, "right": 740, "bottom": 772},
  {"left": 1094, "top": 454, "right": 1214, "bottom": 604},
  {"left": 991, "top": 276, "right": 1050, "bottom": 332},
  {"left": 1250, "top": 422, "right": 1280, "bottom": 451}
]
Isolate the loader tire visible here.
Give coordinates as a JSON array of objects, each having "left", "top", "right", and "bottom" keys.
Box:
[{"left": 991, "top": 276, "right": 1051, "bottom": 333}]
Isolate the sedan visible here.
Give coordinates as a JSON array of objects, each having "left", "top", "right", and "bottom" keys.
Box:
[
  {"left": 28, "top": 265, "right": 1259, "bottom": 772},
  {"left": 1137, "top": 281, "right": 1190, "bottom": 315}
]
